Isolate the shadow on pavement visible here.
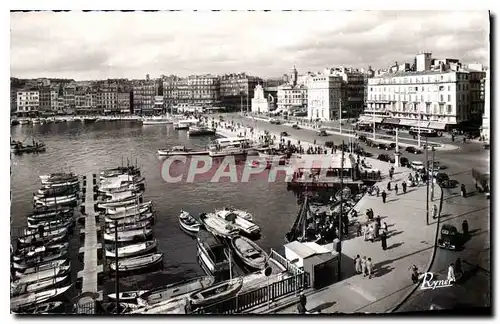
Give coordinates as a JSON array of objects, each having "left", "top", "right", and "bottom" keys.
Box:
[
  {"left": 373, "top": 265, "right": 394, "bottom": 278},
  {"left": 308, "top": 301, "right": 336, "bottom": 313},
  {"left": 387, "top": 242, "right": 404, "bottom": 250}
]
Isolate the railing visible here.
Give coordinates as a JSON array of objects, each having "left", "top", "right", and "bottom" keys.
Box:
[
  {"left": 193, "top": 273, "right": 307, "bottom": 314},
  {"left": 269, "top": 249, "right": 304, "bottom": 276}
]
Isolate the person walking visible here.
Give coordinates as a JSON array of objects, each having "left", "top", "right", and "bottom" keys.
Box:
[
  {"left": 402, "top": 181, "right": 407, "bottom": 194},
  {"left": 381, "top": 222, "right": 388, "bottom": 235},
  {"left": 432, "top": 204, "right": 438, "bottom": 219},
  {"left": 376, "top": 186, "right": 380, "bottom": 197},
  {"left": 375, "top": 215, "right": 381, "bottom": 228},
  {"left": 355, "top": 255, "right": 362, "bottom": 274},
  {"left": 455, "top": 258, "right": 463, "bottom": 278},
  {"left": 462, "top": 220, "right": 469, "bottom": 236},
  {"left": 410, "top": 265, "right": 420, "bottom": 284},
  {"left": 461, "top": 184, "right": 467, "bottom": 198},
  {"left": 368, "top": 224, "right": 375, "bottom": 242},
  {"left": 363, "top": 224, "right": 368, "bottom": 241},
  {"left": 297, "top": 292, "right": 307, "bottom": 314},
  {"left": 381, "top": 230, "right": 388, "bottom": 250},
  {"left": 381, "top": 190, "right": 387, "bottom": 203},
  {"left": 361, "top": 256, "right": 367, "bottom": 277},
  {"left": 447, "top": 263, "right": 456, "bottom": 282},
  {"left": 356, "top": 222, "right": 362, "bottom": 237},
  {"left": 366, "top": 258, "right": 373, "bottom": 279},
  {"left": 394, "top": 183, "right": 399, "bottom": 195},
  {"left": 387, "top": 181, "right": 391, "bottom": 191}
]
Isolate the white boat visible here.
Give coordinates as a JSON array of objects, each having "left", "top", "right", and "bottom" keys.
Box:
[
  {"left": 104, "top": 205, "right": 152, "bottom": 221},
  {"left": 199, "top": 213, "right": 239, "bottom": 238},
  {"left": 130, "top": 297, "right": 187, "bottom": 314},
  {"left": 107, "top": 290, "right": 149, "bottom": 302},
  {"left": 218, "top": 207, "right": 252, "bottom": 220},
  {"left": 231, "top": 236, "right": 268, "bottom": 270},
  {"left": 105, "top": 240, "right": 157, "bottom": 258},
  {"left": 97, "top": 193, "right": 143, "bottom": 209},
  {"left": 11, "top": 276, "right": 68, "bottom": 296},
  {"left": 196, "top": 230, "right": 229, "bottom": 275},
  {"left": 106, "top": 201, "right": 152, "bottom": 215},
  {"left": 104, "top": 227, "right": 153, "bottom": 243},
  {"left": 98, "top": 183, "right": 142, "bottom": 195},
  {"left": 214, "top": 209, "right": 261, "bottom": 237},
  {"left": 16, "top": 260, "right": 67, "bottom": 276},
  {"left": 32, "top": 119, "right": 41, "bottom": 124},
  {"left": 27, "top": 218, "right": 73, "bottom": 230},
  {"left": 17, "top": 228, "right": 68, "bottom": 245},
  {"left": 104, "top": 211, "right": 155, "bottom": 226},
  {"left": 22, "top": 225, "right": 71, "bottom": 237},
  {"left": 19, "top": 119, "right": 30, "bottom": 125},
  {"left": 188, "top": 125, "right": 216, "bottom": 136},
  {"left": 174, "top": 119, "right": 199, "bottom": 130},
  {"left": 209, "top": 145, "right": 247, "bottom": 157},
  {"left": 188, "top": 278, "right": 243, "bottom": 308},
  {"left": 141, "top": 276, "right": 215, "bottom": 306},
  {"left": 142, "top": 116, "right": 173, "bottom": 125},
  {"left": 39, "top": 173, "right": 78, "bottom": 184},
  {"left": 208, "top": 137, "right": 251, "bottom": 150},
  {"left": 14, "top": 265, "right": 70, "bottom": 285},
  {"left": 157, "top": 146, "right": 209, "bottom": 157},
  {"left": 110, "top": 253, "right": 163, "bottom": 272},
  {"left": 105, "top": 218, "right": 152, "bottom": 231},
  {"left": 34, "top": 194, "right": 78, "bottom": 207},
  {"left": 13, "top": 243, "right": 69, "bottom": 261},
  {"left": 178, "top": 210, "right": 201, "bottom": 235},
  {"left": 10, "top": 284, "right": 72, "bottom": 312}
]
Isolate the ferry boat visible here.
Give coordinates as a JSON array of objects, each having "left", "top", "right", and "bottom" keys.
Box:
[
  {"left": 209, "top": 145, "right": 247, "bottom": 157},
  {"left": 142, "top": 116, "right": 173, "bottom": 125},
  {"left": 187, "top": 125, "right": 216, "bottom": 136},
  {"left": 196, "top": 229, "right": 230, "bottom": 277},
  {"left": 157, "top": 146, "right": 209, "bottom": 157},
  {"left": 174, "top": 119, "right": 198, "bottom": 130}
]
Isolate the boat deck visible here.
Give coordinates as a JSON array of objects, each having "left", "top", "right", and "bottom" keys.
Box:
[{"left": 76, "top": 173, "right": 102, "bottom": 314}]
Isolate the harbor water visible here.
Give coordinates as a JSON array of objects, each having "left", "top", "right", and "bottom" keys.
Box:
[{"left": 10, "top": 121, "right": 301, "bottom": 292}]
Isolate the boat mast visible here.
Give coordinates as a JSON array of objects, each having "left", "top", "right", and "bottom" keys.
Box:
[{"left": 114, "top": 219, "right": 120, "bottom": 313}]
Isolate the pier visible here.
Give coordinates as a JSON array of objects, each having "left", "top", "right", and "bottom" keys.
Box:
[{"left": 76, "top": 173, "right": 103, "bottom": 314}]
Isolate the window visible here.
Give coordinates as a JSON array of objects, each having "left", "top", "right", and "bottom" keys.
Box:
[
  {"left": 448, "top": 85, "right": 451, "bottom": 91},
  {"left": 447, "top": 105, "right": 452, "bottom": 114},
  {"left": 448, "top": 95, "right": 451, "bottom": 102},
  {"left": 440, "top": 95, "right": 444, "bottom": 102}
]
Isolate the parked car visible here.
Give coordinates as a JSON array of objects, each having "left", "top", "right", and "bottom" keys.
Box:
[
  {"left": 269, "top": 118, "right": 279, "bottom": 124},
  {"left": 427, "top": 161, "right": 447, "bottom": 170},
  {"left": 354, "top": 147, "right": 373, "bottom": 157},
  {"left": 388, "top": 143, "right": 398, "bottom": 150},
  {"left": 292, "top": 124, "right": 300, "bottom": 129},
  {"left": 405, "top": 146, "right": 422, "bottom": 154},
  {"left": 358, "top": 135, "right": 367, "bottom": 142},
  {"left": 435, "top": 172, "right": 450, "bottom": 184},
  {"left": 400, "top": 156, "right": 410, "bottom": 167},
  {"left": 410, "top": 160, "right": 425, "bottom": 171},
  {"left": 378, "top": 143, "right": 389, "bottom": 150},
  {"left": 365, "top": 139, "right": 376, "bottom": 147},
  {"left": 280, "top": 131, "right": 289, "bottom": 137},
  {"left": 377, "top": 154, "right": 394, "bottom": 163},
  {"left": 318, "top": 130, "right": 328, "bottom": 136}
]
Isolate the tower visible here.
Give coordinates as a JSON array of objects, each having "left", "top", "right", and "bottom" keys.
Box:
[{"left": 291, "top": 65, "right": 298, "bottom": 87}]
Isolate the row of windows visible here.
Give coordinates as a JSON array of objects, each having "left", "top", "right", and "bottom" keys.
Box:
[
  {"left": 370, "top": 73, "right": 469, "bottom": 85},
  {"left": 370, "top": 93, "right": 470, "bottom": 102}
]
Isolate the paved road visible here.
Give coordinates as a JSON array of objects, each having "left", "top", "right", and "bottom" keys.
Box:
[{"left": 218, "top": 112, "right": 491, "bottom": 312}]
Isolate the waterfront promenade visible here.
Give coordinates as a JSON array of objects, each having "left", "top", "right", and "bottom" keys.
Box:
[{"left": 211, "top": 119, "right": 441, "bottom": 314}]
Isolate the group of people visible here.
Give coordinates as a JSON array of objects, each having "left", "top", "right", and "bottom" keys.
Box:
[
  {"left": 357, "top": 214, "right": 390, "bottom": 250},
  {"left": 354, "top": 255, "right": 375, "bottom": 279}
]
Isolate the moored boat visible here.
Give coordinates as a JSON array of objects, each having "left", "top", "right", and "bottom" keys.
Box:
[
  {"left": 105, "top": 240, "right": 157, "bottom": 258},
  {"left": 178, "top": 210, "right": 201, "bottom": 235},
  {"left": 23, "top": 301, "right": 64, "bottom": 314},
  {"left": 107, "top": 290, "right": 149, "bottom": 302},
  {"left": 230, "top": 236, "right": 268, "bottom": 270},
  {"left": 15, "top": 259, "right": 68, "bottom": 276},
  {"left": 141, "top": 276, "right": 215, "bottom": 306},
  {"left": 208, "top": 146, "right": 247, "bottom": 157},
  {"left": 187, "top": 125, "right": 216, "bottom": 136},
  {"left": 103, "top": 227, "right": 153, "bottom": 243},
  {"left": 14, "top": 265, "right": 70, "bottom": 285},
  {"left": 188, "top": 277, "right": 243, "bottom": 309},
  {"left": 11, "top": 276, "right": 68, "bottom": 296},
  {"left": 110, "top": 253, "right": 163, "bottom": 272},
  {"left": 199, "top": 213, "right": 239, "bottom": 238},
  {"left": 142, "top": 116, "right": 173, "bottom": 125},
  {"left": 157, "top": 146, "right": 209, "bottom": 157},
  {"left": 196, "top": 230, "right": 229, "bottom": 276},
  {"left": 10, "top": 284, "right": 72, "bottom": 312},
  {"left": 214, "top": 209, "right": 261, "bottom": 237}
]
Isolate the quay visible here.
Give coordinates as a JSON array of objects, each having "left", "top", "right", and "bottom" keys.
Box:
[{"left": 76, "top": 173, "right": 103, "bottom": 314}]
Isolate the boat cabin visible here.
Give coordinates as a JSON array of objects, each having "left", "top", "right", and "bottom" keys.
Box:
[{"left": 196, "top": 230, "right": 230, "bottom": 279}]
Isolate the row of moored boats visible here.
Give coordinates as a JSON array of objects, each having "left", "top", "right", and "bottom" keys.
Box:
[{"left": 11, "top": 172, "right": 81, "bottom": 313}]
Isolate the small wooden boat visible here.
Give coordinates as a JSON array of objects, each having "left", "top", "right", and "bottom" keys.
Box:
[
  {"left": 215, "top": 209, "right": 260, "bottom": 237},
  {"left": 42, "top": 179, "right": 79, "bottom": 189},
  {"left": 178, "top": 210, "right": 201, "bottom": 235},
  {"left": 107, "top": 290, "right": 149, "bottom": 302},
  {"left": 27, "top": 218, "right": 73, "bottom": 230},
  {"left": 199, "top": 213, "right": 239, "bottom": 238},
  {"left": 103, "top": 227, "right": 153, "bottom": 243},
  {"left": 219, "top": 207, "right": 253, "bottom": 220},
  {"left": 142, "top": 116, "right": 173, "bottom": 125},
  {"left": 100, "top": 166, "right": 141, "bottom": 178},
  {"left": 105, "top": 240, "right": 157, "bottom": 258},
  {"left": 101, "top": 302, "right": 142, "bottom": 314},
  {"left": 17, "top": 229, "right": 68, "bottom": 246},
  {"left": 14, "top": 265, "right": 70, "bottom": 285},
  {"left": 157, "top": 146, "right": 209, "bottom": 157},
  {"left": 97, "top": 193, "right": 143, "bottom": 209},
  {"left": 106, "top": 201, "right": 152, "bottom": 215},
  {"left": 110, "top": 253, "right": 163, "bottom": 272},
  {"left": 231, "top": 236, "right": 268, "bottom": 270},
  {"left": 39, "top": 173, "right": 78, "bottom": 184},
  {"left": 105, "top": 219, "right": 151, "bottom": 231},
  {"left": 209, "top": 146, "right": 247, "bottom": 157},
  {"left": 11, "top": 275, "right": 68, "bottom": 296},
  {"left": 188, "top": 278, "right": 243, "bottom": 308},
  {"left": 105, "top": 212, "right": 155, "bottom": 227},
  {"left": 24, "top": 301, "right": 64, "bottom": 314},
  {"left": 36, "top": 185, "right": 79, "bottom": 198},
  {"left": 34, "top": 194, "right": 78, "bottom": 208},
  {"left": 11, "top": 284, "right": 72, "bottom": 312},
  {"left": 27, "top": 211, "right": 73, "bottom": 224},
  {"left": 22, "top": 225, "right": 70, "bottom": 237},
  {"left": 104, "top": 205, "right": 152, "bottom": 221},
  {"left": 13, "top": 243, "right": 69, "bottom": 261},
  {"left": 187, "top": 125, "right": 216, "bottom": 136},
  {"left": 12, "top": 250, "right": 68, "bottom": 270},
  {"left": 15, "top": 259, "right": 68, "bottom": 276},
  {"left": 130, "top": 297, "right": 187, "bottom": 314},
  {"left": 141, "top": 276, "right": 215, "bottom": 306}
]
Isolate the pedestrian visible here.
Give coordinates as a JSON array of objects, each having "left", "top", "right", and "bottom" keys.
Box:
[
  {"left": 297, "top": 292, "right": 307, "bottom": 314},
  {"left": 462, "top": 220, "right": 469, "bottom": 236},
  {"left": 375, "top": 215, "right": 381, "bottom": 227},
  {"left": 389, "top": 170, "right": 393, "bottom": 180},
  {"left": 363, "top": 224, "right": 368, "bottom": 241},
  {"left": 432, "top": 204, "right": 438, "bottom": 219},
  {"left": 455, "top": 258, "right": 463, "bottom": 277},
  {"left": 355, "top": 255, "right": 362, "bottom": 274},
  {"left": 447, "top": 263, "right": 456, "bottom": 282},
  {"left": 366, "top": 257, "right": 373, "bottom": 279},
  {"left": 376, "top": 186, "right": 380, "bottom": 197},
  {"left": 381, "top": 222, "right": 388, "bottom": 234},
  {"left": 381, "top": 230, "right": 387, "bottom": 250},
  {"left": 461, "top": 184, "right": 467, "bottom": 198},
  {"left": 410, "top": 265, "right": 420, "bottom": 284},
  {"left": 402, "top": 181, "right": 407, "bottom": 194},
  {"left": 361, "top": 256, "right": 367, "bottom": 276},
  {"left": 356, "top": 222, "right": 362, "bottom": 237},
  {"left": 381, "top": 190, "right": 387, "bottom": 203},
  {"left": 368, "top": 224, "right": 374, "bottom": 242},
  {"left": 373, "top": 221, "right": 379, "bottom": 240},
  {"left": 387, "top": 181, "right": 391, "bottom": 191},
  {"left": 394, "top": 183, "right": 399, "bottom": 195}
]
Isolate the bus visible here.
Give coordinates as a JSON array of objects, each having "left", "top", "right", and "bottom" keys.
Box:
[{"left": 409, "top": 127, "right": 441, "bottom": 137}]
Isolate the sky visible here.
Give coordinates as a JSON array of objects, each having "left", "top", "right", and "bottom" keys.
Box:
[{"left": 10, "top": 10, "right": 490, "bottom": 80}]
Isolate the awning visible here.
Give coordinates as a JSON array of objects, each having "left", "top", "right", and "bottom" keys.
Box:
[
  {"left": 383, "top": 118, "right": 400, "bottom": 125},
  {"left": 427, "top": 122, "right": 447, "bottom": 130},
  {"left": 399, "top": 119, "right": 420, "bottom": 127},
  {"left": 358, "top": 115, "right": 383, "bottom": 123}
]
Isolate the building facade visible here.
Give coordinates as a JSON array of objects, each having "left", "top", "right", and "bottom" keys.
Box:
[
  {"left": 16, "top": 90, "right": 40, "bottom": 116},
  {"left": 153, "top": 95, "right": 164, "bottom": 114},
  {"left": 481, "top": 69, "right": 490, "bottom": 141},
  {"left": 307, "top": 74, "right": 343, "bottom": 120},
  {"left": 251, "top": 84, "right": 270, "bottom": 113},
  {"left": 98, "top": 87, "right": 118, "bottom": 114},
  {"left": 63, "top": 85, "right": 76, "bottom": 114},
  {"left": 187, "top": 75, "right": 220, "bottom": 106},
  {"left": 220, "top": 73, "right": 261, "bottom": 111},
  {"left": 117, "top": 92, "right": 132, "bottom": 114},
  {"left": 277, "top": 67, "right": 308, "bottom": 114},
  {"left": 132, "top": 81, "right": 156, "bottom": 115}
]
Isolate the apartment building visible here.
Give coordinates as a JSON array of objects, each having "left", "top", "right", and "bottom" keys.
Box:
[
  {"left": 17, "top": 90, "right": 40, "bottom": 116},
  {"left": 363, "top": 52, "right": 486, "bottom": 130},
  {"left": 307, "top": 74, "right": 343, "bottom": 121},
  {"left": 117, "top": 91, "right": 132, "bottom": 114},
  {"left": 39, "top": 87, "right": 58, "bottom": 114},
  {"left": 220, "top": 73, "right": 261, "bottom": 111},
  {"left": 63, "top": 85, "right": 76, "bottom": 114},
  {"left": 187, "top": 74, "right": 220, "bottom": 106},
  {"left": 153, "top": 95, "right": 164, "bottom": 114},
  {"left": 277, "top": 66, "right": 308, "bottom": 113},
  {"left": 99, "top": 88, "right": 118, "bottom": 114},
  {"left": 132, "top": 81, "right": 155, "bottom": 115}
]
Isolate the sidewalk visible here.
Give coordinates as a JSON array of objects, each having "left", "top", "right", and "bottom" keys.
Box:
[{"left": 249, "top": 157, "right": 440, "bottom": 314}]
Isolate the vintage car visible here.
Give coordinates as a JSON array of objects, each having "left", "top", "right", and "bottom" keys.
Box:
[{"left": 437, "top": 224, "right": 463, "bottom": 251}]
